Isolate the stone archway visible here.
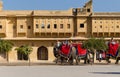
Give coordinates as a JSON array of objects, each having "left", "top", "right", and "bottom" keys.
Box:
[{"left": 37, "top": 46, "right": 48, "bottom": 60}]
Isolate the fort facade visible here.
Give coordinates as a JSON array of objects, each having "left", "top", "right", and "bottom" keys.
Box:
[{"left": 0, "top": 0, "right": 119, "bottom": 63}]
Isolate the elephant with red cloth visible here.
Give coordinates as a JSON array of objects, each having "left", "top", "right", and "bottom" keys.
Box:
[{"left": 106, "top": 40, "right": 120, "bottom": 64}]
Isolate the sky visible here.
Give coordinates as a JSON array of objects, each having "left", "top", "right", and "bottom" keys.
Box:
[{"left": 2, "top": 0, "right": 120, "bottom": 12}]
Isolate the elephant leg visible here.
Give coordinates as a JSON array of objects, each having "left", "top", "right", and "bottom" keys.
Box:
[
  {"left": 84, "top": 59, "right": 87, "bottom": 64},
  {"left": 69, "top": 56, "right": 73, "bottom": 65},
  {"left": 56, "top": 58, "right": 58, "bottom": 64},
  {"left": 76, "top": 56, "right": 79, "bottom": 65},
  {"left": 60, "top": 57, "right": 63, "bottom": 64},
  {"left": 56, "top": 56, "right": 60, "bottom": 64},
  {"left": 115, "top": 57, "right": 120, "bottom": 64},
  {"left": 70, "top": 57, "right": 74, "bottom": 65},
  {"left": 76, "top": 60, "right": 78, "bottom": 65},
  {"left": 84, "top": 55, "right": 87, "bottom": 64},
  {"left": 106, "top": 56, "right": 111, "bottom": 63}
]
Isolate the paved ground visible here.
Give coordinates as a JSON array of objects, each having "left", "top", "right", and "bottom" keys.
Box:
[{"left": 0, "top": 65, "right": 120, "bottom": 77}]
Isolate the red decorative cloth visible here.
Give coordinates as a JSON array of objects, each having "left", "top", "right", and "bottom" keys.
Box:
[
  {"left": 77, "top": 44, "right": 87, "bottom": 56},
  {"left": 60, "top": 44, "right": 70, "bottom": 56},
  {"left": 108, "top": 42, "right": 119, "bottom": 57}
]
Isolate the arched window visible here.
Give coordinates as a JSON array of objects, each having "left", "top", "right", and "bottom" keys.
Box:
[{"left": 37, "top": 46, "right": 48, "bottom": 60}]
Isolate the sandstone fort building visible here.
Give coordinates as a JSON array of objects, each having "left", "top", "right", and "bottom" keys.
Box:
[{"left": 0, "top": 0, "right": 119, "bottom": 63}]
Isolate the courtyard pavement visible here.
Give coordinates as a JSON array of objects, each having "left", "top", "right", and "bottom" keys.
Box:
[{"left": 0, "top": 64, "right": 120, "bottom": 77}]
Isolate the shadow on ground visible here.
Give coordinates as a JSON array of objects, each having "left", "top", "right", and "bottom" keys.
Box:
[{"left": 90, "top": 72, "right": 120, "bottom": 74}]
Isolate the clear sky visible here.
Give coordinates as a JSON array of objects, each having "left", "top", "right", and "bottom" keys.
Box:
[{"left": 2, "top": 0, "right": 120, "bottom": 12}]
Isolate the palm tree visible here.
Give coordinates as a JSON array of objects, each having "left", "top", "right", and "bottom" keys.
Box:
[
  {"left": 0, "top": 40, "right": 14, "bottom": 62},
  {"left": 15, "top": 45, "right": 33, "bottom": 66}
]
